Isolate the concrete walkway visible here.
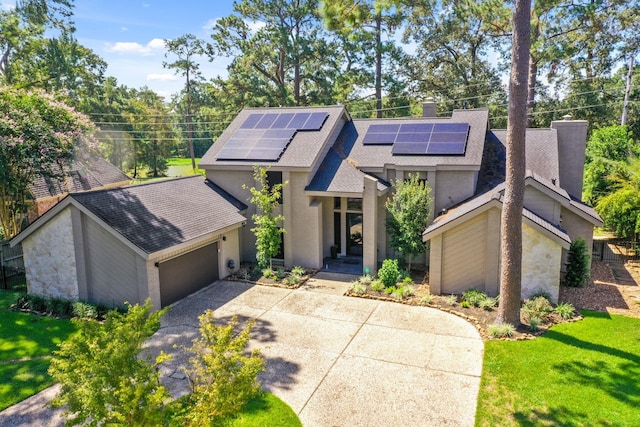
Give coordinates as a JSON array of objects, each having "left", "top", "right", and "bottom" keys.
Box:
[{"left": 1, "top": 273, "right": 484, "bottom": 426}]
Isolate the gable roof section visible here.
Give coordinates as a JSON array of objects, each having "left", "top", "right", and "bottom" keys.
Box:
[
  {"left": 13, "top": 176, "right": 247, "bottom": 256},
  {"left": 305, "top": 143, "right": 390, "bottom": 195},
  {"left": 29, "top": 144, "right": 130, "bottom": 199},
  {"left": 422, "top": 184, "right": 571, "bottom": 249},
  {"left": 199, "top": 105, "right": 348, "bottom": 170}
]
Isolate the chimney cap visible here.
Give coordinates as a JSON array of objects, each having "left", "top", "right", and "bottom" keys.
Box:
[
  {"left": 563, "top": 114, "right": 573, "bottom": 121},
  {"left": 425, "top": 96, "right": 435, "bottom": 102}
]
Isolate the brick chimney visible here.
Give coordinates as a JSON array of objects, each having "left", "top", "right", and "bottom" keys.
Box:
[
  {"left": 422, "top": 97, "right": 437, "bottom": 118},
  {"left": 551, "top": 114, "right": 588, "bottom": 199}
]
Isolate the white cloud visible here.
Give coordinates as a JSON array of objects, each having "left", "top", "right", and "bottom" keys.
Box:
[
  {"left": 147, "top": 73, "right": 177, "bottom": 81},
  {"left": 104, "top": 38, "right": 165, "bottom": 56},
  {"left": 244, "top": 19, "right": 265, "bottom": 33},
  {"left": 1, "top": 1, "right": 15, "bottom": 11},
  {"left": 202, "top": 18, "right": 218, "bottom": 31}
]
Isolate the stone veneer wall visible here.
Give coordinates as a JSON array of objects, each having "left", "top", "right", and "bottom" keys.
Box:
[
  {"left": 521, "top": 223, "right": 563, "bottom": 303},
  {"left": 23, "top": 206, "right": 79, "bottom": 300}
]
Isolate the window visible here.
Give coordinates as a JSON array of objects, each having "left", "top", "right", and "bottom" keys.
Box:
[
  {"left": 266, "top": 171, "right": 283, "bottom": 204},
  {"left": 347, "top": 198, "right": 362, "bottom": 211}
]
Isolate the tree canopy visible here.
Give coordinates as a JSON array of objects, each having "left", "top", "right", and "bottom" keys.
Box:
[{"left": 0, "top": 87, "right": 96, "bottom": 238}]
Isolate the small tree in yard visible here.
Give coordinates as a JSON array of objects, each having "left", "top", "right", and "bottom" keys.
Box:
[
  {"left": 564, "top": 237, "right": 590, "bottom": 287},
  {"left": 177, "top": 310, "right": 265, "bottom": 426},
  {"left": 48, "top": 300, "right": 171, "bottom": 426},
  {"left": 385, "top": 173, "right": 432, "bottom": 270},
  {"left": 244, "top": 166, "right": 287, "bottom": 270}
]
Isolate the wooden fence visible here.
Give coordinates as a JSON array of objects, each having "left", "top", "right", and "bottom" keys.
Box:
[
  {"left": 0, "top": 240, "right": 25, "bottom": 290},
  {"left": 592, "top": 239, "right": 640, "bottom": 264}
]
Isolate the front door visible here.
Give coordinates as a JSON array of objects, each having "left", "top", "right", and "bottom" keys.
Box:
[{"left": 347, "top": 213, "right": 363, "bottom": 256}]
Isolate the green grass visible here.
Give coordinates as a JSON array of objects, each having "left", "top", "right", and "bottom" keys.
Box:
[
  {"left": 0, "top": 291, "right": 77, "bottom": 410},
  {"left": 166, "top": 157, "right": 204, "bottom": 177},
  {"left": 476, "top": 311, "right": 640, "bottom": 426},
  {"left": 225, "top": 392, "right": 301, "bottom": 426}
]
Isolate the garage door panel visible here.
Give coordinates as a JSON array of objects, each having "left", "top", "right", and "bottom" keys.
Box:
[{"left": 159, "top": 242, "right": 219, "bottom": 307}]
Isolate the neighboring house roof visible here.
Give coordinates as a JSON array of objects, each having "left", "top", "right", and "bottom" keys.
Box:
[
  {"left": 13, "top": 176, "right": 247, "bottom": 256},
  {"left": 422, "top": 183, "right": 572, "bottom": 249},
  {"left": 199, "top": 105, "right": 349, "bottom": 170},
  {"left": 29, "top": 144, "right": 130, "bottom": 199}
]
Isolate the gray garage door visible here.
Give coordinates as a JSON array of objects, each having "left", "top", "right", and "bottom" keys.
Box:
[{"left": 159, "top": 242, "right": 219, "bottom": 307}]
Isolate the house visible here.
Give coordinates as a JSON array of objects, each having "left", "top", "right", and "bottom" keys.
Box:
[
  {"left": 13, "top": 101, "right": 601, "bottom": 308},
  {"left": 28, "top": 143, "right": 131, "bottom": 221},
  {"left": 11, "top": 176, "right": 246, "bottom": 308}
]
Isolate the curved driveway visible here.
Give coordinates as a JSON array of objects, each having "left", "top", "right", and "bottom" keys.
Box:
[
  {"left": 147, "top": 273, "right": 484, "bottom": 427},
  {"left": 0, "top": 273, "right": 484, "bottom": 427}
]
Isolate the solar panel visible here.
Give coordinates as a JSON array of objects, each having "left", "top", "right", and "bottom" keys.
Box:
[
  {"left": 385, "top": 122, "right": 469, "bottom": 155},
  {"left": 300, "top": 112, "right": 328, "bottom": 130},
  {"left": 240, "top": 114, "right": 263, "bottom": 129},
  {"left": 287, "top": 112, "right": 311, "bottom": 129},
  {"left": 255, "top": 114, "right": 279, "bottom": 129},
  {"left": 362, "top": 123, "right": 401, "bottom": 145},
  {"left": 392, "top": 142, "right": 427, "bottom": 155},
  {"left": 369, "top": 123, "right": 400, "bottom": 133}
]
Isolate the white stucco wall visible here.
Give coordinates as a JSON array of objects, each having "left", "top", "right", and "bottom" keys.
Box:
[
  {"left": 23, "top": 206, "right": 79, "bottom": 300},
  {"left": 521, "top": 223, "right": 563, "bottom": 303}
]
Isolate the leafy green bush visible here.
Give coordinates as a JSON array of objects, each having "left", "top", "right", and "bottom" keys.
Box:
[
  {"left": 291, "top": 266, "right": 306, "bottom": 276},
  {"left": 378, "top": 259, "right": 400, "bottom": 288},
  {"left": 555, "top": 302, "right": 576, "bottom": 319},
  {"left": 178, "top": 311, "right": 265, "bottom": 426},
  {"left": 462, "top": 288, "right": 488, "bottom": 307},
  {"left": 461, "top": 300, "right": 470, "bottom": 308},
  {"left": 564, "top": 237, "right": 590, "bottom": 287},
  {"left": 72, "top": 301, "right": 97, "bottom": 319},
  {"left": 488, "top": 323, "right": 516, "bottom": 338},
  {"left": 262, "top": 268, "right": 273, "bottom": 279},
  {"left": 403, "top": 276, "right": 414, "bottom": 285},
  {"left": 49, "top": 300, "right": 171, "bottom": 426},
  {"left": 522, "top": 296, "right": 554, "bottom": 323},
  {"left": 371, "top": 280, "right": 385, "bottom": 292}
]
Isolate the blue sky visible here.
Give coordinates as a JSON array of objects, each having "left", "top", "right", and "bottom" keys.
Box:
[{"left": 3, "top": 0, "right": 238, "bottom": 98}]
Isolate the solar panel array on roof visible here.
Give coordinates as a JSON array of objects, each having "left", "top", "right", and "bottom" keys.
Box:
[
  {"left": 362, "top": 122, "right": 470, "bottom": 156},
  {"left": 218, "top": 112, "right": 329, "bottom": 161}
]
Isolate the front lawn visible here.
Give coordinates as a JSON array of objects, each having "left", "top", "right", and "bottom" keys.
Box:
[
  {"left": 476, "top": 310, "right": 640, "bottom": 426},
  {"left": 0, "top": 291, "right": 77, "bottom": 410}
]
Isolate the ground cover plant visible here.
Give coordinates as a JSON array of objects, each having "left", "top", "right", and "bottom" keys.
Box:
[
  {"left": 0, "top": 291, "right": 77, "bottom": 410},
  {"left": 233, "top": 264, "right": 310, "bottom": 288},
  {"left": 476, "top": 311, "right": 640, "bottom": 426}
]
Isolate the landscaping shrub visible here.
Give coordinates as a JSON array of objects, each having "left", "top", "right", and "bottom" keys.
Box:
[
  {"left": 462, "top": 288, "right": 488, "bottom": 307},
  {"left": 420, "top": 294, "right": 434, "bottom": 305},
  {"left": 371, "top": 279, "right": 385, "bottom": 292},
  {"left": 72, "top": 301, "right": 97, "bottom": 319},
  {"left": 378, "top": 259, "right": 400, "bottom": 288},
  {"left": 358, "top": 274, "right": 373, "bottom": 286},
  {"left": 522, "top": 296, "right": 554, "bottom": 323},
  {"left": 528, "top": 317, "right": 542, "bottom": 331},
  {"left": 555, "top": 302, "right": 576, "bottom": 319},
  {"left": 488, "top": 323, "right": 516, "bottom": 338},
  {"left": 178, "top": 311, "right": 265, "bottom": 426},
  {"left": 445, "top": 295, "right": 458, "bottom": 306},
  {"left": 350, "top": 281, "right": 366, "bottom": 295},
  {"left": 564, "top": 237, "right": 590, "bottom": 287},
  {"left": 291, "top": 266, "right": 306, "bottom": 276},
  {"left": 49, "top": 300, "right": 171, "bottom": 426},
  {"left": 275, "top": 267, "right": 287, "bottom": 280},
  {"left": 480, "top": 296, "right": 499, "bottom": 311}
]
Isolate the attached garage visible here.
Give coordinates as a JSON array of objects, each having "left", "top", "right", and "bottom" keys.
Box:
[
  {"left": 12, "top": 176, "right": 247, "bottom": 309},
  {"left": 159, "top": 242, "right": 219, "bottom": 307}
]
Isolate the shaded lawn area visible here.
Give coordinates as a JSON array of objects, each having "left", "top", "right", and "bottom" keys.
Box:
[
  {"left": 166, "top": 157, "right": 204, "bottom": 177},
  {"left": 0, "top": 291, "right": 77, "bottom": 411},
  {"left": 476, "top": 311, "right": 640, "bottom": 426}
]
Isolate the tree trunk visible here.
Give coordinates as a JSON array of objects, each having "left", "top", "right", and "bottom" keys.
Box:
[
  {"left": 375, "top": 12, "right": 383, "bottom": 119},
  {"left": 185, "top": 71, "right": 196, "bottom": 171},
  {"left": 621, "top": 56, "right": 634, "bottom": 125},
  {"left": 497, "top": 0, "right": 531, "bottom": 326}
]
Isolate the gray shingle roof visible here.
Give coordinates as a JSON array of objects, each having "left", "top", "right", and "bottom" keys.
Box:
[
  {"left": 340, "top": 109, "right": 489, "bottom": 170},
  {"left": 71, "top": 176, "right": 247, "bottom": 254},
  {"left": 305, "top": 143, "right": 390, "bottom": 194},
  {"left": 423, "top": 183, "right": 571, "bottom": 245},
  {"left": 29, "top": 145, "right": 130, "bottom": 199},
  {"left": 199, "top": 105, "right": 348, "bottom": 169}
]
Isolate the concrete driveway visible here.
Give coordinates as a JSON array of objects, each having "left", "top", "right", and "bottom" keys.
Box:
[
  {"left": 0, "top": 273, "right": 484, "bottom": 426},
  {"left": 147, "top": 273, "right": 484, "bottom": 427}
]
